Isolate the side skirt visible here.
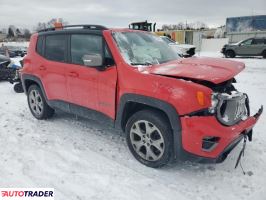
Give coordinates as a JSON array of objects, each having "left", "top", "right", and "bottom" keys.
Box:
[{"left": 48, "top": 100, "right": 114, "bottom": 127}]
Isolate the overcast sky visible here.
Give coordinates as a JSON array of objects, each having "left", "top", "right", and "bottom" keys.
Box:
[{"left": 0, "top": 0, "right": 265, "bottom": 30}]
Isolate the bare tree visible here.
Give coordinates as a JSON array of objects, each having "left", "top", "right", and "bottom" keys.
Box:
[
  {"left": 35, "top": 18, "right": 69, "bottom": 32},
  {"left": 7, "top": 25, "right": 16, "bottom": 38},
  {"left": 23, "top": 29, "right": 31, "bottom": 39},
  {"left": 161, "top": 21, "right": 208, "bottom": 31},
  {"left": 188, "top": 21, "right": 208, "bottom": 30}
]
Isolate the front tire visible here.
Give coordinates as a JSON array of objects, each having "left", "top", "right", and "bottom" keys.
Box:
[
  {"left": 125, "top": 110, "right": 173, "bottom": 168},
  {"left": 27, "top": 84, "right": 54, "bottom": 120},
  {"left": 225, "top": 50, "right": 235, "bottom": 58}
]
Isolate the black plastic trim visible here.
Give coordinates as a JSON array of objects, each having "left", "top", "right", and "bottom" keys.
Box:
[
  {"left": 181, "top": 134, "right": 245, "bottom": 164},
  {"left": 115, "top": 93, "right": 182, "bottom": 159},
  {"left": 49, "top": 100, "right": 114, "bottom": 127},
  {"left": 21, "top": 74, "right": 47, "bottom": 98}
]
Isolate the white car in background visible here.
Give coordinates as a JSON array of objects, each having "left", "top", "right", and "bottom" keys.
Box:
[{"left": 160, "top": 36, "right": 196, "bottom": 57}]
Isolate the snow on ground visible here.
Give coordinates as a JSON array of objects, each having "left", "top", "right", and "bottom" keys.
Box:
[{"left": 0, "top": 52, "right": 266, "bottom": 200}]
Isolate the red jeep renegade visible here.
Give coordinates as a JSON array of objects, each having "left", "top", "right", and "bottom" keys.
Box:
[{"left": 21, "top": 25, "right": 263, "bottom": 168}]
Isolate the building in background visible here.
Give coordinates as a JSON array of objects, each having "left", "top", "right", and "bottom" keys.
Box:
[
  {"left": 225, "top": 15, "right": 266, "bottom": 43},
  {"left": 156, "top": 29, "right": 217, "bottom": 51}
]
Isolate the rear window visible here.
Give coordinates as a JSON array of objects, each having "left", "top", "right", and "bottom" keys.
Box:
[{"left": 45, "top": 35, "right": 67, "bottom": 62}]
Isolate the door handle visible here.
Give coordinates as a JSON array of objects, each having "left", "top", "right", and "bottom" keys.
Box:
[
  {"left": 68, "top": 72, "right": 79, "bottom": 77},
  {"left": 39, "top": 66, "right": 46, "bottom": 71}
]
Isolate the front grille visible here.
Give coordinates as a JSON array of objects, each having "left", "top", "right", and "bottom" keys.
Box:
[{"left": 216, "top": 92, "right": 249, "bottom": 126}]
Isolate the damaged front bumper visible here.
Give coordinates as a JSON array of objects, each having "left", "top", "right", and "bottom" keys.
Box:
[{"left": 179, "top": 103, "right": 263, "bottom": 163}]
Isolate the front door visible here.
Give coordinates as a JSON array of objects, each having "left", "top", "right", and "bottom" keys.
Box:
[
  {"left": 236, "top": 38, "right": 254, "bottom": 55},
  {"left": 97, "top": 46, "right": 117, "bottom": 119},
  {"left": 66, "top": 34, "right": 101, "bottom": 110}
]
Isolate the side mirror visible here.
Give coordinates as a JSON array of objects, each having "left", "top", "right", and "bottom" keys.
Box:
[{"left": 82, "top": 54, "right": 103, "bottom": 67}]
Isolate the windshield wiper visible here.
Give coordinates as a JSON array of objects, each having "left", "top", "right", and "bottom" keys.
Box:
[{"left": 130, "top": 62, "right": 153, "bottom": 66}]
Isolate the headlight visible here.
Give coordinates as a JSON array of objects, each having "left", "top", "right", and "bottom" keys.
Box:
[{"left": 208, "top": 93, "right": 219, "bottom": 113}]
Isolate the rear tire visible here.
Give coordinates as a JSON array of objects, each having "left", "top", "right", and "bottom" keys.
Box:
[
  {"left": 125, "top": 109, "right": 173, "bottom": 168},
  {"left": 27, "top": 84, "right": 54, "bottom": 120},
  {"left": 225, "top": 50, "right": 235, "bottom": 58},
  {"left": 14, "top": 82, "right": 24, "bottom": 93},
  {"left": 262, "top": 50, "right": 266, "bottom": 59}
]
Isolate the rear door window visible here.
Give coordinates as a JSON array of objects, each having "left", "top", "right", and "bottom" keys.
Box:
[
  {"left": 253, "top": 38, "right": 265, "bottom": 45},
  {"left": 45, "top": 35, "right": 67, "bottom": 62},
  {"left": 71, "top": 34, "right": 102, "bottom": 66}
]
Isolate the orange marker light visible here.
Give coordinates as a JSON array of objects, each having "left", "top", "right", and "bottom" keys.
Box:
[{"left": 197, "top": 91, "right": 205, "bottom": 106}]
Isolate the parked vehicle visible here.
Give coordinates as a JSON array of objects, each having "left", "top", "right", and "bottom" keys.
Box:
[
  {"left": 0, "top": 46, "right": 16, "bottom": 58},
  {"left": 21, "top": 25, "right": 262, "bottom": 168},
  {"left": 9, "top": 60, "right": 24, "bottom": 93},
  {"left": 0, "top": 55, "right": 16, "bottom": 81},
  {"left": 222, "top": 37, "right": 266, "bottom": 58},
  {"left": 19, "top": 46, "right": 28, "bottom": 56},
  {"left": 160, "top": 36, "right": 196, "bottom": 57},
  {"left": 0, "top": 45, "right": 27, "bottom": 58},
  {"left": 6, "top": 46, "right": 27, "bottom": 57}
]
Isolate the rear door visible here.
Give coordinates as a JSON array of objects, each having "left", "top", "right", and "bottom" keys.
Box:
[
  {"left": 37, "top": 34, "right": 68, "bottom": 101},
  {"left": 251, "top": 38, "right": 265, "bottom": 55}
]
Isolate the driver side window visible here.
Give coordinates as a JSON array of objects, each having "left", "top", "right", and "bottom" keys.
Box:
[
  {"left": 241, "top": 39, "right": 253, "bottom": 46},
  {"left": 71, "top": 34, "right": 102, "bottom": 66}
]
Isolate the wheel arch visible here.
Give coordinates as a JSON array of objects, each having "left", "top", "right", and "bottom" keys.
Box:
[
  {"left": 115, "top": 93, "right": 182, "bottom": 159},
  {"left": 225, "top": 48, "right": 236, "bottom": 54},
  {"left": 21, "top": 74, "right": 48, "bottom": 100}
]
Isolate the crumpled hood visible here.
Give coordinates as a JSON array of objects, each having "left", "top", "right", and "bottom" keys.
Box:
[{"left": 145, "top": 57, "right": 245, "bottom": 84}]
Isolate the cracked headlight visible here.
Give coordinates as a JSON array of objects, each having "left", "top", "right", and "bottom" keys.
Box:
[{"left": 208, "top": 93, "right": 219, "bottom": 114}]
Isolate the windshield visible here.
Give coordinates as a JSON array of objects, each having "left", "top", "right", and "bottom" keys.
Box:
[{"left": 113, "top": 32, "right": 180, "bottom": 66}]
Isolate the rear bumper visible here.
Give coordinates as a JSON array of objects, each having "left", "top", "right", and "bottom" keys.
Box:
[
  {"left": 221, "top": 47, "right": 226, "bottom": 54},
  {"left": 179, "top": 106, "right": 263, "bottom": 163},
  {"left": 183, "top": 48, "right": 195, "bottom": 57}
]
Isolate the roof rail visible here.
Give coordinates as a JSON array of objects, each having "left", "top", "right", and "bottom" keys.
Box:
[{"left": 38, "top": 24, "right": 108, "bottom": 32}]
